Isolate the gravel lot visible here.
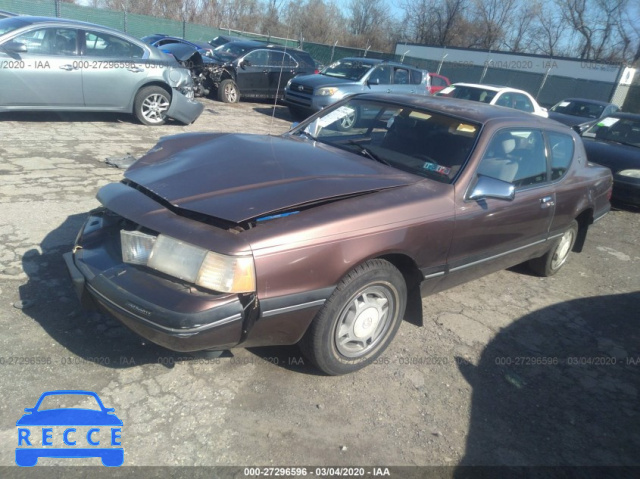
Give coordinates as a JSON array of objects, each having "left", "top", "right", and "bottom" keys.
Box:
[{"left": 0, "top": 99, "right": 639, "bottom": 475}]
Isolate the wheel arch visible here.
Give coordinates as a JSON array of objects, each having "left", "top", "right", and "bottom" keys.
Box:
[
  {"left": 376, "top": 253, "right": 424, "bottom": 327},
  {"left": 573, "top": 208, "right": 593, "bottom": 253},
  {"left": 130, "top": 81, "right": 172, "bottom": 113}
]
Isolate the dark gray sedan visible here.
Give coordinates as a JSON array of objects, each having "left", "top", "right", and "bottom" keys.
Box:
[{"left": 0, "top": 16, "right": 203, "bottom": 125}]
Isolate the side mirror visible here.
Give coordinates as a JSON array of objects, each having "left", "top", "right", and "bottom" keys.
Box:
[
  {"left": 240, "top": 60, "right": 250, "bottom": 69},
  {"left": 1, "top": 40, "right": 27, "bottom": 53},
  {"left": 367, "top": 77, "right": 380, "bottom": 86},
  {"left": 468, "top": 175, "right": 515, "bottom": 201}
]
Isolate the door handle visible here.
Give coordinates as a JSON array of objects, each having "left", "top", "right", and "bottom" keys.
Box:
[
  {"left": 59, "top": 64, "right": 75, "bottom": 71},
  {"left": 386, "top": 88, "right": 391, "bottom": 93},
  {"left": 540, "top": 196, "right": 555, "bottom": 208},
  {"left": 127, "top": 67, "right": 144, "bottom": 73}
]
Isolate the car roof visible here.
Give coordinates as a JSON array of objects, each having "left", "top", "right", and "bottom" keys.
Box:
[
  {"left": 556, "top": 98, "right": 615, "bottom": 107},
  {"left": 452, "top": 83, "right": 525, "bottom": 93},
  {"left": 2, "top": 16, "right": 110, "bottom": 29},
  {"left": 1, "top": 16, "right": 135, "bottom": 38},
  {"left": 356, "top": 93, "right": 551, "bottom": 125},
  {"left": 338, "top": 57, "right": 420, "bottom": 69}
]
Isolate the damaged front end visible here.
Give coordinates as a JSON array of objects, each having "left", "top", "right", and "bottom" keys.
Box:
[{"left": 161, "top": 65, "right": 204, "bottom": 124}]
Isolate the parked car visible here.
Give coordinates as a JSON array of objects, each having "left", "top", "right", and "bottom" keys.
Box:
[
  {"left": 581, "top": 113, "right": 640, "bottom": 206},
  {"left": 548, "top": 98, "right": 619, "bottom": 133},
  {"left": 209, "top": 34, "right": 244, "bottom": 48},
  {"left": 141, "top": 33, "right": 215, "bottom": 57},
  {"left": 0, "top": 17, "right": 203, "bottom": 125},
  {"left": 207, "top": 41, "right": 317, "bottom": 103},
  {"left": 437, "top": 83, "right": 548, "bottom": 117},
  {"left": 429, "top": 72, "right": 450, "bottom": 94},
  {"left": 283, "top": 57, "right": 430, "bottom": 117},
  {"left": 65, "top": 94, "right": 611, "bottom": 375}
]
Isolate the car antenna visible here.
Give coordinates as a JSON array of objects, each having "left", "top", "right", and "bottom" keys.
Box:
[{"left": 270, "top": 24, "right": 294, "bottom": 135}]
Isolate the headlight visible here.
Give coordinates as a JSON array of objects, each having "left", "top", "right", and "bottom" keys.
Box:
[
  {"left": 618, "top": 169, "right": 640, "bottom": 178},
  {"left": 120, "top": 230, "right": 255, "bottom": 293},
  {"left": 316, "top": 87, "right": 338, "bottom": 96}
]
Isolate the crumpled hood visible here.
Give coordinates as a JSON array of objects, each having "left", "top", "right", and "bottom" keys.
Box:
[{"left": 125, "top": 133, "right": 419, "bottom": 224}]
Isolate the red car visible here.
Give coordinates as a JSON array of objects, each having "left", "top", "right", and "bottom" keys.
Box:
[
  {"left": 429, "top": 73, "right": 450, "bottom": 94},
  {"left": 65, "top": 94, "right": 612, "bottom": 375}
]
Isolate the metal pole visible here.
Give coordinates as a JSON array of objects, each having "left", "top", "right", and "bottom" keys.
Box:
[
  {"left": 183, "top": 20, "right": 186, "bottom": 40},
  {"left": 330, "top": 40, "right": 338, "bottom": 64},
  {"left": 55, "top": 0, "right": 60, "bottom": 17},
  {"left": 123, "top": 10, "right": 127, "bottom": 33},
  {"left": 536, "top": 64, "right": 553, "bottom": 100}
]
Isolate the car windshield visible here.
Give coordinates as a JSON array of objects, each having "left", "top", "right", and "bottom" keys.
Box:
[
  {"left": 290, "top": 98, "right": 480, "bottom": 184},
  {"left": 322, "top": 59, "right": 374, "bottom": 81},
  {"left": 551, "top": 100, "right": 605, "bottom": 119},
  {"left": 437, "top": 85, "right": 497, "bottom": 104},
  {"left": 582, "top": 117, "right": 640, "bottom": 147},
  {"left": 0, "top": 16, "right": 30, "bottom": 35},
  {"left": 36, "top": 393, "right": 102, "bottom": 411}
]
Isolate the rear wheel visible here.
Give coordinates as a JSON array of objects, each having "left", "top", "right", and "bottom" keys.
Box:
[
  {"left": 134, "top": 86, "right": 171, "bottom": 126},
  {"left": 218, "top": 79, "right": 239, "bottom": 103},
  {"left": 299, "top": 259, "right": 406, "bottom": 375},
  {"left": 529, "top": 220, "right": 578, "bottom": 276}
]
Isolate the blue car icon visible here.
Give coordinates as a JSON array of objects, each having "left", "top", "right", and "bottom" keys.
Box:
[{"left": 16, "top": 390, "right": 123, "bottom": 467}]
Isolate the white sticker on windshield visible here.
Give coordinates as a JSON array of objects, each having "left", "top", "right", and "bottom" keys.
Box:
[
  {"left": 317, "top": 106, "right": 355, "bottom": 128},
  {"left": 439, "top": 86, "right": 454, "bottom": 95},
  {"left": 597, "top": 117, "right": 620, "bottom": 127},
  {"left": 558, "top": 101, "right": 570, "bottom": 107}
]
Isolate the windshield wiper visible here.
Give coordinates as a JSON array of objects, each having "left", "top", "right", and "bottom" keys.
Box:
[{"left": 347, "top": 140, "right": 390, "bottom": 165}]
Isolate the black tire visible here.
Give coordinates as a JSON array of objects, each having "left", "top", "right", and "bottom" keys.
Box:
[
  {"left": 529, "top": 220, "right": 579, "bottom": 276},
  {"left": 133, "top": 86, "right": 171, "bottom": 126},
  {"left": 335, "top": 105, "right": 359, "bottom": 131},
  {"left": 218, "top": 79, "right": 239, "bottom": 103},
  {"left": 299, "top": 259, "right": 406, "bottom": 375}
]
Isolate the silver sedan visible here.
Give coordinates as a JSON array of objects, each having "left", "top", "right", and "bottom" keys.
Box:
[{"left": 0, "top": 16, "right": 203, "bottom": 125}]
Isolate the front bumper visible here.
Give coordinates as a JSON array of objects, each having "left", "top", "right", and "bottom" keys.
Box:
[
  {"left": 65, "top": 249, "right": 246, "bottom": 352},
  {"left": 166, "top": 89, "right": 204, "bottom": 125},
  {"left": 64, "top": 208, "right": 326, "bottom": 352},
  {"left": 282, "top": 89, "right": 336, "bottom": 113},
  {"left": 612, "top": 175, "right": 640, "bottom": 206}
]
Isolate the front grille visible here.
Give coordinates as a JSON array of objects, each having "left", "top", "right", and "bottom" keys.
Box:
[{"left": 288, "top": 82, "right": 314, "bottom": 95}]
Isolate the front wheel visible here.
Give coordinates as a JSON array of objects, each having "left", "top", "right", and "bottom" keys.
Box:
[
  {"left": 218, "top": 79, "right": 239, "bottom": 103},
  {"left": 299, "top": 259, "right": 406, "bottom": 375},
  {"left": 134, "top": 86, "right": 171, "bottom": 126},
  {"left": 529, "top": 220, "right": 578, "bottom": 276},
  {"left": 335, "top": 105, "right": 359, "bottom": 131}
]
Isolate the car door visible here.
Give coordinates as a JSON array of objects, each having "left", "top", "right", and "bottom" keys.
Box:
[
  {"left": 443, "top": 128, "right": 555, "bottom": 286},
  {"left": 0, "top": 26, "right": 83, "bottom": 107},
  {"left": 79, "top": 29, "right": 148, "bottom": 109},
  {"left": 365, "top": 65, "right": 392, "bottom": 93},
  {"left": 391, "top": 66, "right": 414, "bottom": 94},
  {"left": 236, "top": 49, "right": 269, "bottom": 97},
  {"left": 267, "top": 51, "right": 298, "bottom": 98}
]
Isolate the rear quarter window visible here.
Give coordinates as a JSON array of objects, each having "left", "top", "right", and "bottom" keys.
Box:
[{"left": 547, "top": 132, "right": 574, "bottom": 180}]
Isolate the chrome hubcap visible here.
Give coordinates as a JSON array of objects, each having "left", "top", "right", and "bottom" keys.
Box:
[
  {"left": 225, "top": 85, "right": 237, "bottom": 102},
  {"left": 334, "top": 284, "right": 394, "bottom": 358},
  {"left": 552, "top": 229, "right": 574, "bottom": 270},
  {"left": 142, "top": 94, "right": 169, "bottom": 123}
]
